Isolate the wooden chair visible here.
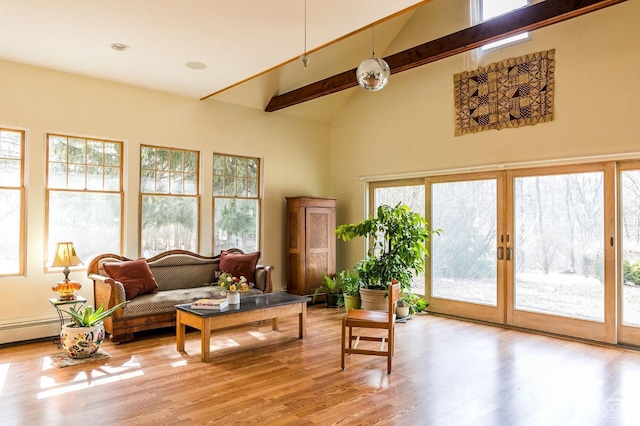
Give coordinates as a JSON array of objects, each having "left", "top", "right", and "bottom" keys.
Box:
[{"left": 341, "top": 281, "right": 401, "bottom": 373}]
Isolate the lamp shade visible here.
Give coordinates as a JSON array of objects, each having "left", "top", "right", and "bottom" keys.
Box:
[{"left": 51, "top": 242, "right": 83, "bottom": 268}]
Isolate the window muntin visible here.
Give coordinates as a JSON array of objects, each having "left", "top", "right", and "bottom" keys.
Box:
[
  {"left": 140, "top": 145, "right": 200, "bottom": 257},
  {"left": 213, "top": 154, "right": 260, "bottom": 254},
  {"left": 46, "top": 134, "right": 123, "bottom": 265},
  {"left": 477, "top": 0, "right": 529, "bottom": 51},
  {"left": 0, "top": 128, "right": 25, "bottom": 276}
]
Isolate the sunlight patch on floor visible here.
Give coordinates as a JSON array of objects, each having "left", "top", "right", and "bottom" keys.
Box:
[
  {"left": 0, "top": 363, "right": 9, "bottom": 394},
  {"left": 211, "top": 338, "right": 240, "bottom": 350},
  {"left": 37, "top": 355, "right": 145, "bottom": 399},
  {"left": 248, "top": 331, "right": 267, "bottom": 340},
  {"left": 37, "top": 369, "right": 144, "bottom": 399}
]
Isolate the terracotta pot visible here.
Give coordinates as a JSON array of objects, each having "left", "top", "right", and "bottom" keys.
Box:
[
  {"left": 60, "top": 323, "right": 105, "bottom": 358},
  {"left": 359, "top": 287, "right": 388, "bottom": 312}
]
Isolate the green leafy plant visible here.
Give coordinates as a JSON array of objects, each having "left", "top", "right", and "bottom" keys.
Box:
[
  {"left": 313, "top": 273, "right": 345, "bottom": 303},
  {"left": 397, "top": 291, "right": 428, "bottom": 315},
  {"left": 60, "top": 301, "right": 130, "bottom": 327},
  {"left": 623, "top": 260, "right": 640, "bottom": 286},
  {"left": 341, "top": 270, "right": 361, "bottom": 297},
  {"left": 336, "top": 203, "right": 440, "bottom": 292}
]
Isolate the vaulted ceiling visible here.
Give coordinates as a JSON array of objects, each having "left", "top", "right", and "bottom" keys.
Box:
[
  {"left": 0, "top": 0, "right": 427, "bottom": 121},
  {"left": 0, "top": 1, "right": 625, "bottom": 123}
]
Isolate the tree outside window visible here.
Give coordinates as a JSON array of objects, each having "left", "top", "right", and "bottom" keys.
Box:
[
  {"left": 140, "top": 145, "right": 199, "bottom": 257},
  {"left": 213, "top": 154, "right": 260, "bottom": 254},
  {"left": 46, "top": 134, "right": 123, "bottom": 265},
  {"left": 0, "top": 128, "right": 25, "bottom": 276}
]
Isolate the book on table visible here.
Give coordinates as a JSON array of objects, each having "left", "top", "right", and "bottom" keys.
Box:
[{"left": 191, "top": 298, "right": 228, "bottom": 310}]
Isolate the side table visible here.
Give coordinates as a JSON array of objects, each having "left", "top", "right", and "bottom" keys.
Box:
[{"left": 49, "top": 296, "right": 87, "bottom": 347}]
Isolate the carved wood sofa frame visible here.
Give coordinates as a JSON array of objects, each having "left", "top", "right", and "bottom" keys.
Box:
[{"left": 87, "top": 249, "right": 273, "bottom": 343}]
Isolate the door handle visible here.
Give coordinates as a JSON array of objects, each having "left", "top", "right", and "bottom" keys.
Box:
[
  {"left": 506, "top": 247, "right": 512, "bottom": 261},
  {"left": 497, "top": 247, "right": 504, "bottom": 260}
]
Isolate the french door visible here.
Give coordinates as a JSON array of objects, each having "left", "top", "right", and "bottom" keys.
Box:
[
  {"left": 506, "top": 164, "right": 615, "bottom": 342},
  {"left": 618, "top": 161, "right": 640, "bottom": 344},
  {"left": 423, "top": 163, "right": 619, "bottom": 343}
]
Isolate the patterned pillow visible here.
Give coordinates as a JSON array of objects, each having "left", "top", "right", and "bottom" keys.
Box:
[
  {"left": 219, "top": 251, "right": 260, "bottom": 283},
  {"left": 103, "top": 258, "right": 158, "bottom": 300}
]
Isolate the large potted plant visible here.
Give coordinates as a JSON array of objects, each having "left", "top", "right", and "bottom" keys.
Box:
[
  {"left": 336, "top": 203, "right": 438, "bottom": 311},
  {"left": 58, "top": 301, "right": 129, "bottom": 358}
]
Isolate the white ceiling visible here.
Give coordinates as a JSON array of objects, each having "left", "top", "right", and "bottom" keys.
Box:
[{"left": 0, "top": 0, "right": 426, "bottom": 120}]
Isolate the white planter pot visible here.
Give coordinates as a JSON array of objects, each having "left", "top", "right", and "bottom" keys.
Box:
[
  {"left": 396, "top": 306, "right": 410, "bottom": 319},
  {"left": 60, "top": 323, "right": 105, "bottom": 358},
  {"left": 227, "top": 291, "right": 240, "bottom": 304}
]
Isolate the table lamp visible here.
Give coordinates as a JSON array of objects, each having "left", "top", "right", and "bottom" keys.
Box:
[{"left": 51, "top": 242, "right": 83, "bottom": 301}]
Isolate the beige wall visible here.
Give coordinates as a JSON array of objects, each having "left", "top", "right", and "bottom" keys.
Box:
[
  {"left": 0, "top": 60, "right": 330, "bottom": 343},
  {"left": 329, "top": 0, "right": 640, "bottom": 271}
]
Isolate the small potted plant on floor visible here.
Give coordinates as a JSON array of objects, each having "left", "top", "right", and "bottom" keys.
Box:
[
  {"left": 396, "top": 291, "right": 428, "bottom": 319},
  {"left": 313, "top": 273, "right": 345, "bottom": 307},
  {"left": 342, "top": 270, "right": 361, "bottom": 312},
  {"left": 58, "top": 301, "right": 129, "bottom": 358}
]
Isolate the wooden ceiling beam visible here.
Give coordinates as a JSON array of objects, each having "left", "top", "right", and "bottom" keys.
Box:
[{"left": 265, "top": 0, "right": 626, "bottom": 112}]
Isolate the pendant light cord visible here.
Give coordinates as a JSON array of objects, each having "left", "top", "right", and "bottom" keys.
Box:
[
  {"left": 301, "top": 0, "right": 310, "bottom": 68},
  {"left": 371, "top": 27, "right": 375, "bottom": 57}
]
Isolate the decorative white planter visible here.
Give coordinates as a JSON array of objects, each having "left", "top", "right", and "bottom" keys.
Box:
[
  {"left": 60, "top": 323, "right": 105, "bottom": 358},
  {"left": 227, "top": 291, "right": 240, "bottom": 305},
  {"left": 396, "top": 306, "right": 410, "bottom": 319}
]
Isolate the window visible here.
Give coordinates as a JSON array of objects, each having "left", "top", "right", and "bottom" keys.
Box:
[
  {"left": 0, "top": 128, "right": 25, "bottom": 276},
  {"left": 140, "top": 145, "right": 199, "bottom": 257},
  {"left": 475, "top": 0, "right": 529, "bottom": 51},
  {"left": 213, "top": 153, "right": 260, "bottom": 254},
  {"left": 370, "top": 179, "right": 426, "bottom": 294},
  {"left": 46, "top": 134, "right": 123, "bottom": 265}
]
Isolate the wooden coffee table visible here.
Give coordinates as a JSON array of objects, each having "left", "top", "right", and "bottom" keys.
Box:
[{"left": 175, "top": 292, "right": 310, "bottom": 362}]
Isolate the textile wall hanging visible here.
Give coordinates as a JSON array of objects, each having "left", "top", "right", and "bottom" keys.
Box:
[{"left": 454, "top": 49, "right": 555, "bottom": 136}]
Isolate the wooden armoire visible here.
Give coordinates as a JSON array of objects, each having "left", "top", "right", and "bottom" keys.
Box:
[{"left": 286, "top": 197, "right": 336, "bottom": 296}]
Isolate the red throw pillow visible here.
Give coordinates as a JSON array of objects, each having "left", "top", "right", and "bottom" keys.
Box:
[
  {"left": 103, "top": 258, "right": 158, "bottom": 300},
  {"left": 219, "top": 251, "right": 260, "bottom": 282}
]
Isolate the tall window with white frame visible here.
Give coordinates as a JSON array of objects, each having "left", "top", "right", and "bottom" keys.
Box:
[
  {"left": 140, "top": 145, "right": 200, "bottom": 257},
  {"left": 0, "top": 128, "right": 25, "bottom": 276},
  {"left": 46, "top": 134, "right": 123, "bottom": 265},
  {"left": 475, "top": 0, "right": 530, "bottom": 51},
  {"left": 212, "top": 153, "right": 260, "bottom": 254}
]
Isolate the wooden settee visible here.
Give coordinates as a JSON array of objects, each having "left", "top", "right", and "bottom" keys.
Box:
[{"left": 87, "top": 249, "right": 273, "bottom": 342}]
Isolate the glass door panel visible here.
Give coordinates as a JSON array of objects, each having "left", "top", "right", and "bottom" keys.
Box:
[
  {"left": 512, "top": 172, "right": 604, "bottom": 321},
  {"left": 432, "top": 179, "right": 497, "bottom": 305},
  {"left": 427, "top": 173, "right": 505, "bottom": 324},
  {"left": 621, "top": 169, "right": 640, "bottom": 328},
  {"left": 373, "top": 182, "right": 426, "bottom": 294}
]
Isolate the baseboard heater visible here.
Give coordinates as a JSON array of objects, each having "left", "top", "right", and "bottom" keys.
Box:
[{"left": 0, "top": 318, "right": 60, "bottom": 346}]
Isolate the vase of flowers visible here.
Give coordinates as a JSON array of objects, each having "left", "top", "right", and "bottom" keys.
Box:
[{"left": 218, "top": 273, "right": 249, "bottom": 304}]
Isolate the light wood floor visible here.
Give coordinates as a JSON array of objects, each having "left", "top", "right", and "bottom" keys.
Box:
[{"left": 2, "top": 305, "right": 640, "bottom": 425}]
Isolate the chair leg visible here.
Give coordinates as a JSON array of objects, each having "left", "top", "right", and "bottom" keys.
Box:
[
  {"left": 341, "top": 318, "right": 346, "bottom": 370},
  {"left": 387, "top": 325, "right": 394, "bottom": 374}
]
